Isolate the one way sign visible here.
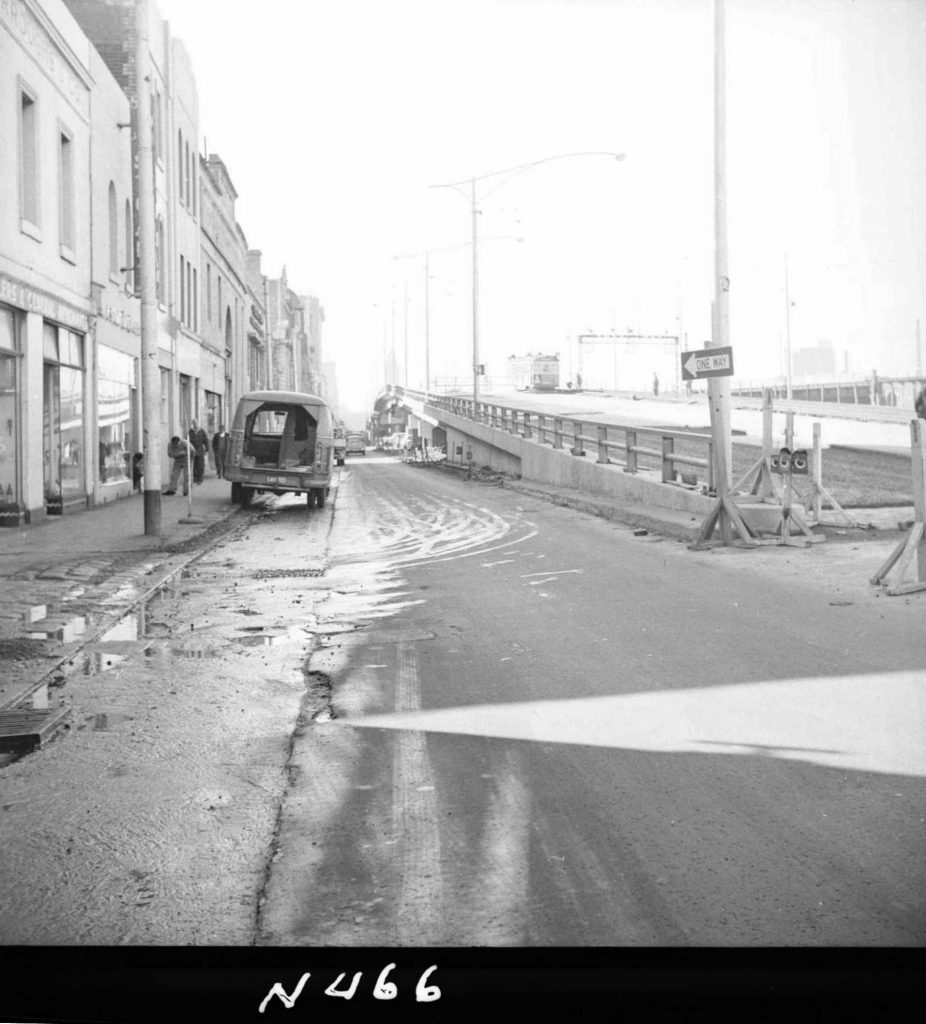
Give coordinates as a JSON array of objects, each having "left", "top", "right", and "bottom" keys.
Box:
[{"left": 681, "top": 346, "right": 734, "bottom": 381}]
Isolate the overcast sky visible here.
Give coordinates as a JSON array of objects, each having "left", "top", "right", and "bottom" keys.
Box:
[{"left": 156, "top": 0, "right": 925, "bottom": 412}]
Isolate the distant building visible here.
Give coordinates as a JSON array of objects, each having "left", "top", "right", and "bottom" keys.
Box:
[
  {"left": 793, "top": 339, "right": 837, "bottom": 379},
  {"left": 199, "top": 153, "right": 251, "bottom": 429}
]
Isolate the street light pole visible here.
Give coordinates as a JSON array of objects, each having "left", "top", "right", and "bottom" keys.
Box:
[
  {"left": 785, "top": 252, "right": 793, "bottom": 401},
  {"left": 424, "top": 251, "right": 430, "bottom": 399},
  {"left": 471, "top": 176, "right": 480, "bottom": 406},
  {"left": 136, "top": 0, "right": 161, "bottom": 536}
]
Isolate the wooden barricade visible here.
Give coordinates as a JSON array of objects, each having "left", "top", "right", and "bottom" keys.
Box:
[{"left": 871, "top": 418, "right": 926, "bottom": 595}]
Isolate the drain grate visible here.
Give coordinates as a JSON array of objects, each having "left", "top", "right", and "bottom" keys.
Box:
[{"left": 252, "top": 567, "right": 326, "bottom": 579}]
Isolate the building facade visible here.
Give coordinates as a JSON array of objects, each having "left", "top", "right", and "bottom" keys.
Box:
[
  {"left": 0, "top": 0, "right": 140, "bottom": 524},
  {"left": 199, "top": 152, "right": 251, "bottom": 433},
  {"left": 63, "top": 0, "right": 235, "bottom": 481}
]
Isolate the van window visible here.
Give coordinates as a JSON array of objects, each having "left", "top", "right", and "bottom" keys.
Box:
[{"left": 243, "top": 401, "right": 317, "bottom": 467}]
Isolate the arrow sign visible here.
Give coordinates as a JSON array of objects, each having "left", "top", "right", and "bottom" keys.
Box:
[{"left": 681, "top": 346, "right": 734, "bottom": 381}]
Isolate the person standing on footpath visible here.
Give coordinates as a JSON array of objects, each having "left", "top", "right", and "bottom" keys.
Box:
[
  {"left": 188, "top": 420, "right": 208, "bottom": 485},
  {"left": 164, "top": 435, "right": 193, "bottom": 495},
  {"left": 212, "top": 425, "right": 229, "bottom": 479}
]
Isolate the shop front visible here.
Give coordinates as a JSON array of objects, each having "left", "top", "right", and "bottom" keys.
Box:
[
  {"left": 43, "top": 323, "right": 87, "bottom": 515},
  {"left": 0, "top": 305, "right": 23, "bottom": 526}
]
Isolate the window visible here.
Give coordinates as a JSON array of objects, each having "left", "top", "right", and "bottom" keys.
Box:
[
  {"left": 192, "top": 267, "right": 198, "bottom": 331},
  {"left": 206, "top": 263, "right": 212, "bottom": 322},
  {"left": 217, "top": 276, "right": 223, "bottom": 326},
  {"left": 180, "top": 255, "right": 186, "bottom": 325},
  {"left": 184, "top": 140, "right": 191, "bottom": 210},
  {"left": 124, "top": 199, "right": 134, "bottom": 291},
  {"left": 108, "top": 182, "right": 118, "bottom": 276},
  {"left": 155, "top": 217, "right": 165, "bottom": 303},
  {"left": 19, "top": 87, "right": 39, "bottom": 229},
  {"left": 177, "top": 129, "right": 184, "bottom": 205},
  {"left": 97, "top": 345, "right": 135, "bottom": 485},
  {"left": 59, "top": 127, "right": 75, "bottom": 255}
]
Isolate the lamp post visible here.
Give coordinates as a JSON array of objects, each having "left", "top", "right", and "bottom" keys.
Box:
[{"left": 430, "top": 150, "right": 626, "bottom": 408}]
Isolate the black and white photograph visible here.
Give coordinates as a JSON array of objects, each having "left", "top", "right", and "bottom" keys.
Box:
[{"left": 0, "top": 0, "right": 924, "bottom": 1016}]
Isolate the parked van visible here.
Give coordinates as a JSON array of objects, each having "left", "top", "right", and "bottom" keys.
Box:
[{"left": 225, "top": 390, "right": 334, "bottom": 507}]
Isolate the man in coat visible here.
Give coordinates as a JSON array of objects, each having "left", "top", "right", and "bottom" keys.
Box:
[
  {"left": 164, "top": 435, "right": 193, "bottom": 495},
  {"left": 212, "top": 426, "right": 229, "bottom": 479},
  {"left": 188, "top": 420, "right": 209, "bottom": 484}
]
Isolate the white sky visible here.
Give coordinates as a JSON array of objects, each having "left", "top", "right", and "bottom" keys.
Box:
[{"left": 156, "top": 0, "right": 925, "bottom": 414}]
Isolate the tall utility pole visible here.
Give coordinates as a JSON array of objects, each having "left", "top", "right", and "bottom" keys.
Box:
[
  {"left": 403, "top": 281, "right": 409, "bottom": 389},
  {"left": 917, "top": 319, "right": 922, "bottom": 377},
  {"left": 424, "top": 252, "right": 430, "bottom": 400},
  {"left": 471, "top": 177, "right": 480, "bottom": 406},
  {"left": 709, "top": 0, "right": 733, "bottom": 502},
  {"left": 136, "top": 0, "right": 161, "bottom": 536},
  {"left": 784, "top": 253, "right": 793, "bottom": 400}
]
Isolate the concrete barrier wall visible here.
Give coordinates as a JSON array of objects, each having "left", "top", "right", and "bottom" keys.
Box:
[{"left": 428, "top": 405, "right": 714, "bottom": 515}]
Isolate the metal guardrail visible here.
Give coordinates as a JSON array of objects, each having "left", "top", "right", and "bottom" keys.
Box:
[{"left": 399, "top": 388, "right": 715, "bottom": 492}]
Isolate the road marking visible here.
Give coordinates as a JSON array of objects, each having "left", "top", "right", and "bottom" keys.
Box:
[
  {"left": 393, "top": 642, "right": 443, "bottom": 944},
  {"left": 330, "top": 670, "right": 926, "bottom": 778},
  {"left": 482, "top": 559, "right": 515, "bottom": 567},
  {"left": 520, "top": 569, "right": 583, "bottom": 578}
]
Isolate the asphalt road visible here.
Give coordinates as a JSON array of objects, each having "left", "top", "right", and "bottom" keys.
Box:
[{"left": 259, "top": 455, "right": 926, "bottom": 946}]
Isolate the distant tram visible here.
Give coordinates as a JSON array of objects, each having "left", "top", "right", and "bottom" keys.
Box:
[{"left": 508, "top": 353, "right": 560, "bottom": 391}]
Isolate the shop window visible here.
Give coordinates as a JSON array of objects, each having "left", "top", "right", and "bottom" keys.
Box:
[
  {"left": 97, "top": 345, "right": 135, "bottom": 485},
  {"left": 0, "top": 308, "right": 22, "bottom": 524},
  {"left": 43, "top": 325, "right": 85, "bottom": 514}
]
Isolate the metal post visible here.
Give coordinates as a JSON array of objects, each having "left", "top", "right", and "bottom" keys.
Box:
[
  {"left": 471, "top": 177, "right": 480, "bottom": 405},
  {"left": 785, "top": 252, "right": 793, "bottom": 401},
  {"left": 812, "top": 421, "right": 822, "bottom": 523},
  {"left": 708, "top": 0, "right": 733, "bottom": 539},
  {"left": 136, "top": 0, "right": 161, "bottom": 536},
  {"left": 424, "top": 252, "right": 430, "bottom": 399},
  {"left": 403, "top": 280, "right": 409, "bottom": 389}
]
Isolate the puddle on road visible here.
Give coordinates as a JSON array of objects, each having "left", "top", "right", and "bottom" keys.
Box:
[
  {"left": 77, "top": 712, "right": 134, "bottom": 732},
  {"left": 235, "top": 625, "right": 313, "bottom": 647}
]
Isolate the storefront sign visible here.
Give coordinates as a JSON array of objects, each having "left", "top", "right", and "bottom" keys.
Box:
[
  {"left": 0, "top": 273, "right": 90, "bottom": 333},
  {"left": 0, "top": 0, "right": 89, "bottom": 110}
]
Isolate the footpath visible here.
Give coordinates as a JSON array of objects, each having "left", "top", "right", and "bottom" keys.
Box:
[{"left": 0, "top": 476, "right": 246, "bottom": 748}]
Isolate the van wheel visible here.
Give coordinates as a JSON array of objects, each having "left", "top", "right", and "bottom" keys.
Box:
[
  {"left": 231, "top": 482, "right": 241, "bottom": 504},
  {"left": 313, "top": 487, "right": 326, "bottom": 508},
  {"left": 235, "top": 485, "right": 252, "bottom": 507}
]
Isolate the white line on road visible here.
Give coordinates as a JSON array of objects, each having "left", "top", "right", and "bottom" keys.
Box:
[{"left": 520, "top": 569, "right": 583, "bottom": 578}]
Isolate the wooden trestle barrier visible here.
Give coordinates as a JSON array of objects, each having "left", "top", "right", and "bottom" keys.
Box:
[
  {"left": 690, "top": 391, "right": 825, "bottom": 550},
  {"left": 870, "top": 418, "right": 926, "bottom": 596}
]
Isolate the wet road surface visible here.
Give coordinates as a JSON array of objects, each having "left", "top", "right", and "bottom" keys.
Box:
[
  {"left": 0, "top": 455, "right": 923, "bottom": 946},
  {"left": 259, "top": 457, "right": 926, "bottom": 946}
]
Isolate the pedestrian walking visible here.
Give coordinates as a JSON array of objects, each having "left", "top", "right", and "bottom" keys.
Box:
[
  {"left": 188, "top": 420, "right": 208, "bottom": 484},
  {"left": 164, "top": 435, "right": 192, "bottom": 495},
  {"left": 212, "top": 426, "right": 229, "bottom": 479},
  {"left": 652, "top": 372, "right": 659, "bottom": 397}
]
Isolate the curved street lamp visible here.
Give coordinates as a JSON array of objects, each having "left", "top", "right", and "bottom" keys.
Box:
[{"left": 430, "top": 151, "right": 626, "bottom": 405}]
